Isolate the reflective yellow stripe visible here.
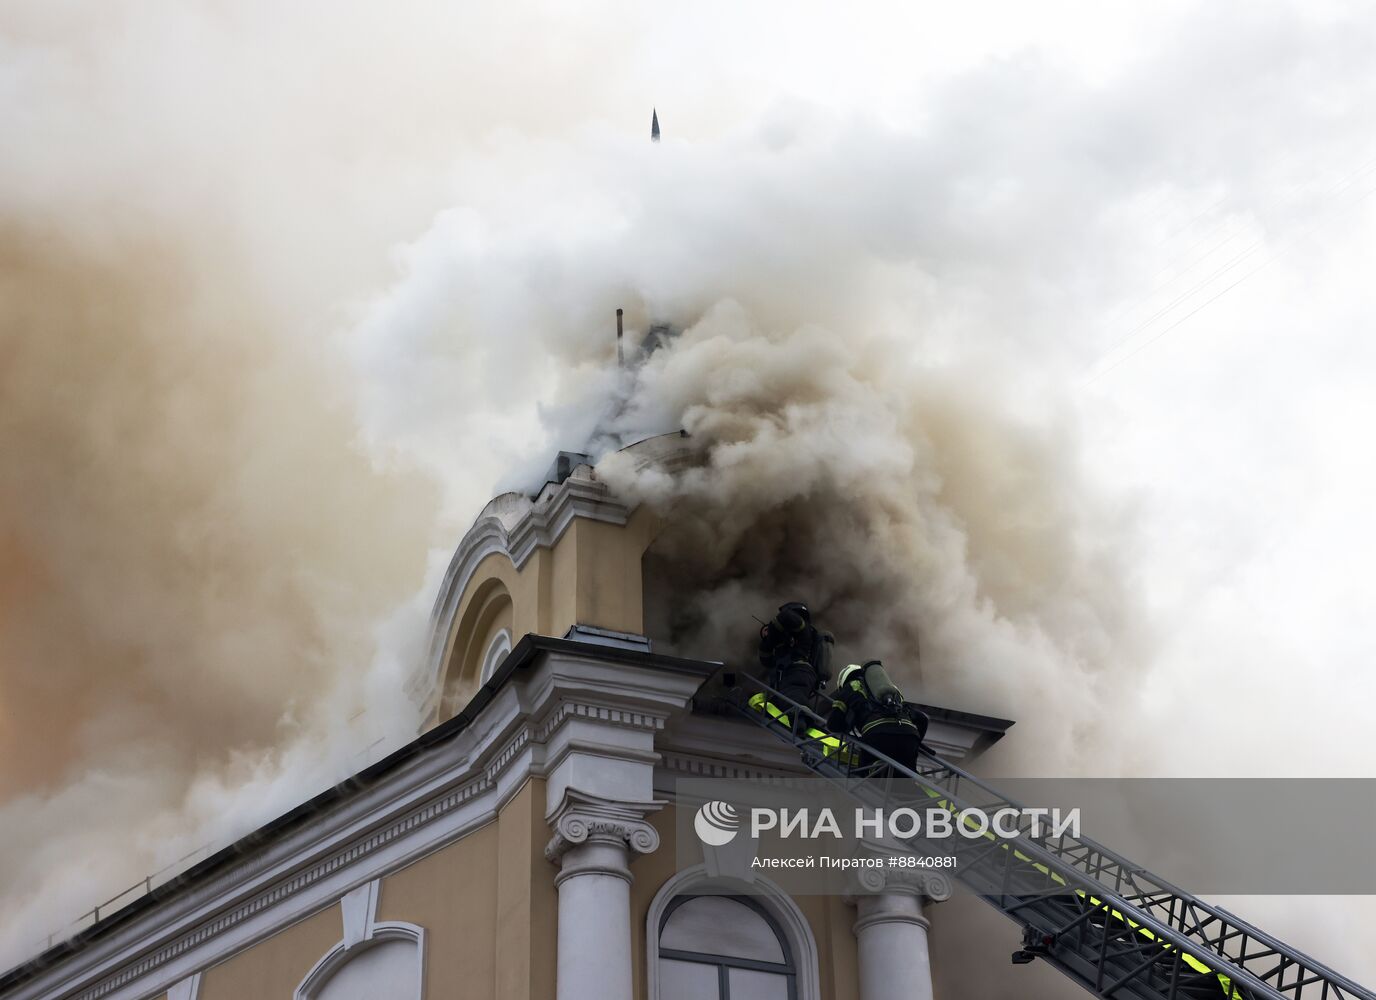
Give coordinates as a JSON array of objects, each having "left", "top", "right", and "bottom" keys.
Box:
[
  {"left": 911, "top": 785, "right": 1239, "bottom": 998},
  {"left": 749, "top": 692, "right": 1236, "bottom": 996},
  {"left": 748, "top": 694, "right": 860, "bottom": 765}
]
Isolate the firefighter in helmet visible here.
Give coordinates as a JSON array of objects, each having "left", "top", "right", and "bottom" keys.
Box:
[
  {"left": 826, "top": 660, "right": 929, "bottom": 771},
  {"left": 757, "top": 601, "right": 834, "bottom": 711}
]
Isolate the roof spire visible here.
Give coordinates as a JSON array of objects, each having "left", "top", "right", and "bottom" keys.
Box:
[{"left": 651, "top": 108, "right": 660, "bottom": 143}]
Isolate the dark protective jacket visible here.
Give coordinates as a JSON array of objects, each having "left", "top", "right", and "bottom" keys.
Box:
[
  {"left": 826, "top": 661, "right": 929, "bottom": 749},
  {"left": 757, "top": 602, "right": 833, "bottom": 708}
]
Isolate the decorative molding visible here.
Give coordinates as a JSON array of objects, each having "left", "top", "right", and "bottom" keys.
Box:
[
  {"left": 544, "top": 789, "right": 662, "bottom": 868},
  {"left": 7, "top": 647, "right": 705, "bottom": 1000},
  {"left": 505, "top": 475, "right": 630, "bottom": 570},
  {"left": 414, "top": 470, "right": 633, "bottom": 713},
  {"left": 407, "top": 517, "right": 512, "bottom": 707},
  {"left": 340, "top": 881, "right": 380, "bottom": 949},
  {"left": 850, "top": 895, "right": 931, "bottom": 938},
  {"left": 921, "top": 871, "right": 954, "bottom": 902},
  {"left": 295, "top": 880, "right": 425, "bottom": 1000},
  {"left": 68, "top": 768, "right": 493, "bottom": 1000},
  {"left": 654, "top": 712, "right": 822, "bottom": 780},
  {"left": 478, "top": 629, "right": 513, "bottom": 685},
  {"left": 485, "top": 722, "right": 534, "bottom": 780},
  {"left": 535, "top": 701, "right": 666, "bottom": 744},
  {"left": 657, "top": 750, "right": 813, "bottom": 786},
  {"left": 845, "top": 866, "right": 952, "bottom": 906},
  {"left": 19, "top": 706, "right": 984, "bottom": 999},
  {"left": 165, "top": 973, "right": 199, "bottom": 1000}
]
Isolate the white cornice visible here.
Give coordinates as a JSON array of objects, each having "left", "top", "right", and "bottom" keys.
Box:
[
  {"left": 533, "top": 702, "right": 665, "bottom": 744},
  {"left": 655, "top": 751, "right": 812, "bottom": 787}
]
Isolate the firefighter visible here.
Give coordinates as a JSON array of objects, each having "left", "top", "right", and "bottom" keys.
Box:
[
  {"left": 757, "top": 601, "right": 834, "bottom": 711},
  {"left": 826, "top": 660, "right": 929, "bottom": 771}
]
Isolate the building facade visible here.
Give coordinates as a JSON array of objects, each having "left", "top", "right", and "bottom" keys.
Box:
[{"left": 0, "top": 439, "right": 1010, "bottom": 1000}]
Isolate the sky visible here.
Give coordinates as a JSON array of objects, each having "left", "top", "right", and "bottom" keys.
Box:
[{"left": 2, "top": 0, "right": 1376, "bottom": 989}]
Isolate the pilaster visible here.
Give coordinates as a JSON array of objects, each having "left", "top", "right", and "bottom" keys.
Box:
[{"left": 526, "top": 647, "right": 704, "bottom": 1000}]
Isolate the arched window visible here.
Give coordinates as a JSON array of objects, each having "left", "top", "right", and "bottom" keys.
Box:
[
  {"left": 301, "top": 937, "right": 421, "bottom": 1000},
  {"left": 479, "top": 627, "right": 512, "bottom": 683},
  {"left": 295, "top": 880, "right": 425, "bottom": 1000},
  {"left": 658, "top": 894, "right": 797, "bottom": 1000}
]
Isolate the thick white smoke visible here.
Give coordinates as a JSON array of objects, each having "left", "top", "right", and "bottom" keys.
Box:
[
  {"left": 3, "top": 0, "right": 1376, "bottom": 990},
  {"left": 588, "top": 301, "right": 1143, "bottom": 771}
]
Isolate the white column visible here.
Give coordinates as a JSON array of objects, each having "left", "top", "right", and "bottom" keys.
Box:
[
  {"left": 546, "top": 793, "right": 660, "bottom": 1000},
  {"left": 854, "top": 892, "right": 933, "bottom": 1000},
  {"left": 849, "top": 871, "right": 950, "bottom": 1000}
]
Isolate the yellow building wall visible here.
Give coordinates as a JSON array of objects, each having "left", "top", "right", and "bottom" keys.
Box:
[
  {"left": 493, "top": 777, "right": 558, "bottom": 1000},
  {"left": 377, "top": 821, "right": 499, "bottom": 997},
  {"left": 196, "top": 904, "right": 344, "bottom": 1000},
  {"left": 375, "top": 778, "right": 557, "bottom": 1000},
  {"left": 192, "top": 780, "right": 556, "bottom": 1000},
  {"left": 569, "top": 512, "right": 658, "bottom": 635},
  {"left": 161, "top": 783, "right": 855, "bottom": 1000},
  {"left": 439, "top": 506, "right": 661, "bottom": 717}
]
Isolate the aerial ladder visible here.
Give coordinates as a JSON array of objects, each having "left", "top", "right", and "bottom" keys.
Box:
[{"left": 720, "top": 672, "right": 1376, "bottom": 1000}]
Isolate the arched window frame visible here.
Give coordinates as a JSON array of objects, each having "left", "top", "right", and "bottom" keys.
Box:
[
  {"left": 294, "top": 880, "right": 426, "bottom": 1000},
  {"left": 479, "top": 627, "right": 513, "bottom": 683},
  {"left": 659, "top": 893, "right": 797, "bottom": 998},
  {"left": 646, "top": 865, "right": 820, "bottom": 1000}
]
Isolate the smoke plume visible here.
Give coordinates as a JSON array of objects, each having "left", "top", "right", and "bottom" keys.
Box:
[
  {"left": 0, "top": 210, "right": 440, "bottom": 953},
  {"left": 4, "top": 0, "right": 1376, "bottom": 990},
  {"left": 594, "top": 301, "right": 1143, "bottom": 770}
]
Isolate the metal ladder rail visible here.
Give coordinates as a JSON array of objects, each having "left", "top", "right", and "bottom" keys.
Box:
[
  {"left": 826, "top": 762, "right": 1230, "bottom": 1000},
  {"left": 739, "top": 672, "right": 1376, "bottom": 997},
  {"left": 894, "top": 736, "right": 1376, "bottom": 1000},
  {"left": 893, "top": 752, "right": 1320, "bottom": 996},
  {"left": 730, "top": 682, "right": 1272, "bottom": 999},
  {"left": 740, "top": 700, "right": 1266, "bottom": 1000},
  {"left": 725, "top": 675, "right": 1376, "bottom": 1000}
]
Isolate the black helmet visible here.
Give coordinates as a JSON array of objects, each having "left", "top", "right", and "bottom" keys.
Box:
[{"left": 775, "top": 601, "right": 811, "bottom": 633}]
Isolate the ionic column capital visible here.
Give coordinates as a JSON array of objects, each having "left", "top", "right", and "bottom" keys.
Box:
[
  {"left": 843, "top": 866, "right": 953, "bottom": 912},
  {"left": 544, "top": 788, "right": 662, "bottom": 873}
]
